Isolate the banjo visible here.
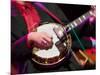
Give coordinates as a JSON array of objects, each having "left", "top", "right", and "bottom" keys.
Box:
[
  {"left": 32, "top": 23, "right": 72, "bottom": 67},
  {"left": 32, "top": 8, "right": 95, "bottom": 67}
]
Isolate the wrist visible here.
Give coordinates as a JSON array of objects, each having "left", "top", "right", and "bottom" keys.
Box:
[{"left": 27, "top": 32, "right": 33, "bottom": 48}]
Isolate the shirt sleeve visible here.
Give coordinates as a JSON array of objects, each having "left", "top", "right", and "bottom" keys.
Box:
[{"left": 11, "top": 16, "right": 32, "bottom": 62}]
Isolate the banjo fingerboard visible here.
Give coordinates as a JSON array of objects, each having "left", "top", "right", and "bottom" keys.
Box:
[{"left": 65, "top": 10, "right": 94, "bottom": 31}]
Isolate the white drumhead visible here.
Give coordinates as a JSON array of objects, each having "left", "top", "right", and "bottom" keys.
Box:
[{"left": 34, "top": 23, "right": 60, "bottom": 58}]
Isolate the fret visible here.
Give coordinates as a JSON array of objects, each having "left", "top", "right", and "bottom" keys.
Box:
[
  {"left": 67, "top": 24, "right": 71, "bottom": 31},
  {"left": 82, "top": 15, "right": 86, "bottom": 20},
  {"left": 73, "top": 21, "right": 78, "bottom": 26},
  {"left": 84, "top": 11, "right": 91, "bottom": 18},
  {"left": 80, "top": 15, "right": 86, "bottom": 21},
  {"left": 79, "top": 17, "right": 82, "bottom": 23},
  {"left": 71, "top": 21, "right": 77, "bottom": 28},
  {"left": 70, "top": 23, "right": 75, "bottom": 29},
  {"left": 89, "top": 11, "right": 94, "bottom": 16},
  {"left": 74, "top": 19, "right": 81, "bottom": 26}
]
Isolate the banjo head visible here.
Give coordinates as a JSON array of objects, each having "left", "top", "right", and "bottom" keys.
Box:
[{"left": 32, "top": 23, "right": 71, "bottom": 66}]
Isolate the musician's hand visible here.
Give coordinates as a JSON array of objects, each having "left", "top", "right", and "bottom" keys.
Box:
[{"left": 28, "top": 32, "right": 53, "bottom": 49}]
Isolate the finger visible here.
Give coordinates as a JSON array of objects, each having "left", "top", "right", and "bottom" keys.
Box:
[
  {"left": 38, "top": 41, "right": 48, "bottom": 49},
  {"left": 42, "top": 39, "right": 48, "bottom": 45},
  {"left": 33, "top": 41, "right": 47, "bottom": 49},
  {"left": 43, "top": 38, "right": 53, "bottom": 48},
  {"left": 42, "top": 32, "right": 53, "bottom": 39},
  {"left": 43, "top": 36, "right": 52, "bottom": 44}
]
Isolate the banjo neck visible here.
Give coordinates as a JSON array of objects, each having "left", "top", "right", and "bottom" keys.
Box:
[{"left": 64, "top": 9, "right": 95, "bottom": 32}]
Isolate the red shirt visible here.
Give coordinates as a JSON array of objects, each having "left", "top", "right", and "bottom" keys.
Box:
[{"left": 16, "top": 2, "right": 40, "bottom": 32}]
